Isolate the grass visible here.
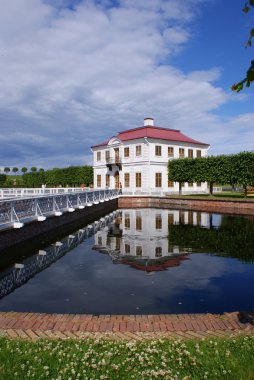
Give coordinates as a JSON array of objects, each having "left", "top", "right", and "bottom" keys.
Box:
[{"left": 0, "top": 335, "right": 254, "bottom": 379}]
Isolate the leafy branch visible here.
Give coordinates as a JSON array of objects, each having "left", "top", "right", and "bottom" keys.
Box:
[{"left": 232, "top": 1, "right": 254, "bottom": 92}]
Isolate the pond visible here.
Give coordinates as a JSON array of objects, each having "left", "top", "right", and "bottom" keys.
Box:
[{"left": 0, "top": 208, "right": 254, "bottom": 315}]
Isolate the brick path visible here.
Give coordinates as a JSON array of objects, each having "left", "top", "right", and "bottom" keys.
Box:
[{"left": 0, "top": 311, "right": 253, "bottom": 341}]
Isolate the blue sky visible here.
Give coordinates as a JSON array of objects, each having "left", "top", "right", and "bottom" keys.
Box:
[{"left": 0, "top": 0, "right": 253, "bottom": 169}]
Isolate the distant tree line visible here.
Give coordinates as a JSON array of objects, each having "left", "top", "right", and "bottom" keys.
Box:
[
  {"left": 0, "top": 167, "right": 45, "bottom": 175},
  {"left": 168, "top": 151, "right": 254, "bottom": 196},
  {"left": 0, "top": 166, "right": 93, "bottom": 188}
]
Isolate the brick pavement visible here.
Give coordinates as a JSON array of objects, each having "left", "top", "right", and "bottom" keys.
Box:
[{"left": 0, "top": 311, "right": 253, "bottom": 341}]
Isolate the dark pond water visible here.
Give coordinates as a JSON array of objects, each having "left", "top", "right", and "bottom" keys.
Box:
[{"left": 0, "top": 208, "right": 254, "bottom": 314}]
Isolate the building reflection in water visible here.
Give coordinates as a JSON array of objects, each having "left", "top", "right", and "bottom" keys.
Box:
[{"left": 93, "top": 209, "right": 220, "bottom": 272}]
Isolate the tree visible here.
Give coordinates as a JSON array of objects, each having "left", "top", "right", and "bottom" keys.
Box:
[
  {"left": 30, "top": 167, "right": 37, "bottom": 173},
  {"left": 4, "top": 167, "right": 10, "bottom": 174},
  {"left": 0, "top": 174, "right": 6, "bottom": 186},
  {"left": 21, "top": 167, "right": 28, "bottom": 174},
  {"left": 232, "top": 151, "right": 254, "bottom": 196},
  {"left": 168, "top": 158, "right": 196, "bottom": 194},
  {"left": 232, "top": 1, "right": 254, "bottom": 92},
  {"left": 12, "top": 167, "right": 19, "bottom": 174},
  {"left": 39, "top": 168, "right": 45, "bottom": 172}
]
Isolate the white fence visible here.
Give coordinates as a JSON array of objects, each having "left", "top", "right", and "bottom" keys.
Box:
[
  {"left": 0, "top": 187, "right": 90, "bottom": 199},
  {"left": 0, "top": 189, "right": 120, "bottom": 230}
]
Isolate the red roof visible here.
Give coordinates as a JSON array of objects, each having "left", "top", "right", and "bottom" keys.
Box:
[
  {"left": 122, "top": 254, "right": 190, "bottom": 272},
  {"left": 92, "top": 125, "right": 209, "bottom": 148}
]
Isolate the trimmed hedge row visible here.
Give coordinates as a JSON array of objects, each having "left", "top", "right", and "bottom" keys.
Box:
[{"left": 168, "top": 151, "right": 254, "bottom": 195}]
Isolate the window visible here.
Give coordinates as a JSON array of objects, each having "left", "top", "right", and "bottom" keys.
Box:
[
  {"left": 196, "top": 150, "right": 201, "bottom": 158},
  {"left": 197, "top": 182, "right": 202, "bottom": 187},
  {"left": 155, "top": 173, "right": 162, "bottom": 188},
  {"left": 105, "top": 150, "right": 110, "bottom": 162},
  {"left": 168, "top": 180, "right": 174, "bottom": 187},
  {"left": 188, "top": 149, "right": 193, "bottom": 158},
  {"left": 155, "top": 145, "right": 162, "bottom": 156},
  {"left": 168, "top": 213, "right": 174, "bottom": 225},
  {"left": 97, "top": 175, "right": 101, "bottom": 188},
  {"left": 188, "top": 211, "right": 193, "bottom": 225},
  {"left": 98, "top": 236, "right": 102, "bottom": 245},
  {"left": 155, "top": 247, "right": 162, "bottom": 257},
  {"left": 136, "top": 246, "right": 142, "bottom": 256},
  {"left": 197, "top": 212, "right": 201, "bottom": 225},
  {"left": 136, "top": 145, "right": 142, "bottom": 156},
  {"left": 136, "top": 172, "right": 142, "bottom": 188},
  {"left": 180, "top": 182, "right": 185, "bottom": 188},
  {"left": 125, "top": 214, "right": 130, "bottom": 229},
  {"left": 180, "top": 211, "right": 185, "bottom": 224},
  {"left": 168, "top": 147, "right": 174, "bottom": 157},
  {"left": 124, "top": 147, "right": 129, "bottom": 157},
  {"left": 168, "top": 243, "right": 174, "bottom": 253},
  {"left": 97, "top": 151, "right": 101, "bottom": 161},
  {"left": 188, "top": 182, "right": 193, "bottom": 187},
  {"left": 155, "top": 214, "right": 162, "bottom": 229},
  {"left": 179, "top": 148, "right": 185, "bottom": 158},
  {"left": 125, "top": 244, "right": 130, "bottom": 254},
  {"left": 136, "top": 215, "right": 142, "bottom": 231},
  {"left": 124, "top": 173, "right": 130, "bottom": 188},
  {"left": 116, "top": 237, "right": 120, "bottom": 251},
  {"left": 106, "top": 174, "right": 110, "bottom": 188}
]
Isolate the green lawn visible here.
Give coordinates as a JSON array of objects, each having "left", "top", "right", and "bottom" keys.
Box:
[{"left": 0, "top": 335, "right": 254, "bottom": 379}]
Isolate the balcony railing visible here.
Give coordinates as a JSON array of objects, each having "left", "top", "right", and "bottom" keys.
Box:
[{"left": 106, "top": 156, "right": 122, "bottom": 165}]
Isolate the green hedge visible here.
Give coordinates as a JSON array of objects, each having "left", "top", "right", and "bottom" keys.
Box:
[{"left": 168, "top": 151, "right": 254, "bottom": 195}]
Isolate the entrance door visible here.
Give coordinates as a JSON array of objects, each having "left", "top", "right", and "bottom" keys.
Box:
[{"left": 114, "top": 171, "right": 119, "bottom": 189}]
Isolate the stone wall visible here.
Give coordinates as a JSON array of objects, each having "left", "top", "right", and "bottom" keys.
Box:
[
  {"left": 118, "top": 196, "right": 254, "bottom": 216},
  {"left": 0, "top": 199, "right": 117, "bottom": 259}
]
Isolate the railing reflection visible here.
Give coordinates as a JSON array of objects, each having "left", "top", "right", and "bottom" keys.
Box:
[{"left": 0, "top": 211, "right": 120, "bottom": 299}]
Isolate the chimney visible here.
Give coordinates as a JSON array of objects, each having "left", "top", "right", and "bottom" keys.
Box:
[{"left": 144, "top": 117, "right": 154, "bottom": 126}]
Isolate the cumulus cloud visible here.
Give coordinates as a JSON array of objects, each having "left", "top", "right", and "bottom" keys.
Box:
[{"left": 0, "top": 0, "right": 252, "bottom": 168}]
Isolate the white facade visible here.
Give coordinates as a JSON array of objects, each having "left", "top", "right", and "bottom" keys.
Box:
[{"left": 92, "top": 118, "right": 210, "bottom": 195}]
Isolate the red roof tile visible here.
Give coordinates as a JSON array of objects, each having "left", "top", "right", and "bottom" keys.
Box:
[
  {"left": 92, "top": 125, "right": 209, "bottom": 148},
  {"left": 122, "top": 254, "right": 190, "bottom": 272}
]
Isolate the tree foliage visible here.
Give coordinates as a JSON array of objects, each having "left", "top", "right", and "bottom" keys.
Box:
[
  {"left": 168, "top": 215, "right": 254, "bottom": 263},
  {"left": 22, "top": 166, "right": 93, "bottom": 188},
  {"left": 232, "top": 1, "right": 254, "bottom": 92},
  {"left": 0, "top": 174, "right": 6, "bottom": 186},
  {"left": 168, "top": 151, "right": 254, "bottom": 195}
]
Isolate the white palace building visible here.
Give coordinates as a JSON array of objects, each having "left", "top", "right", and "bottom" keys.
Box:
[{"left": 91, "top": 117, "right": 210, "bottom": 195}]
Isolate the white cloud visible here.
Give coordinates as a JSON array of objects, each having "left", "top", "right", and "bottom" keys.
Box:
[{"left": 0, "top": 0, "right": 252, "bottom": 168}]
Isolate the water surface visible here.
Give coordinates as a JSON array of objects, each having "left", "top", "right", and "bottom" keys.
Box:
[{"left": 0, "top": 209, "right": 253, "bottom": 314}]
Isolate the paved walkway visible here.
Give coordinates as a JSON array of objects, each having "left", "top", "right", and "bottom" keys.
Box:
[{"left": 0, "top": 311, "right": 253, "bottom": 341}]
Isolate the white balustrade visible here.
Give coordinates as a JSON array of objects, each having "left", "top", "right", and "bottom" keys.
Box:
[{"left": 0, "top": 189, "right": 120, "bottom": 230}]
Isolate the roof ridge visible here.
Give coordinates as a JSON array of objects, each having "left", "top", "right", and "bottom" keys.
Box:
[{"left": 118, "top": 125, "right": 180, "bottom": 134}]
